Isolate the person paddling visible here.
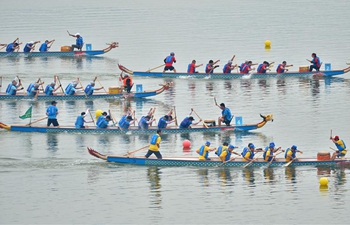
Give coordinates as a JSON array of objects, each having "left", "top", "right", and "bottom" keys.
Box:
[
  {"left": 219, "top": 144, "right": 240, "bottom": 163},
  {"left": 163, "top": 52, "right": 177, "bottom": 73},
  {"left": 241, "top": 143, "right": 263, "bottom": 162},
  {"left": 145, "top": 129, "right": 163, "bottom": 159},
  {"left": 330, "top": 135, "right": 347, "bottom": 160},
  {"left": 263, "top": 142, "right": 281, "bottom": 162},
  {"left": 196, "top": 141, "right": 216, "bottom": 160},
  {"left": 187, "top": 60, "right": 203, "bottom": 73},
  {"left": 285, "top": 145, "right": 303, "bottom": 162},
  {"left": 276, "top": 61, "right": 293, "bottom": 73}
]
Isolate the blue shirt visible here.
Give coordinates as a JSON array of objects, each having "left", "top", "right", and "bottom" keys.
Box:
[
  {"left": 45, "top": 85, "right": 54, "bottom": 95},
  {"left": 76, "top": 36, "right": 83, "bottom": 47},
  {"left": 46, "top": 105, "right": 58, "bottom": 119},
  {"left": 179, "top": 117, "right": 192, "bottom": 128},
  {"left": 23, "top": 43, "right": 32, "bottom": 53},
  {"left": 98, "top": 120, "right": 109, "bottom": 128},
  {"left": 6, "top": 84, "right": 17, "bottom": 95},
  {"left": 138, "top": 116, "right": 149, "bottom": 130},
  {"left": 6, "top": 43, "right": 15, "bottom": 52},
  {"left": 158, "top": 117, "right": 168, "bottom": 129},
  {"left": 39, "top": 42, "right": 48, "bottom": 52},
  {"left": 222, "top": 107, "right": 232, "bottom": 121},
  {"left": 75, "top": 115, "right": 85, "bottom": 128}
]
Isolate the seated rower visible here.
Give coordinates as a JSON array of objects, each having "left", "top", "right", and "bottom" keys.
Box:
[
  {"left": 285, "top": 145, "right": 303, "bottom": 162},
  {"left": 138, "top": 115, "right": 155, "bottom": 130},
  {"left": 330, "top": 135, "right": 347, "bottom": 160},
  {"left": 263, "top": 142, "right": 281, "bottom": 162},
  {"left": 75, "top": 111, "right": 93, "bottom": 128},
  {"left": 196, "top": 141, "right": 216, "bottom": 161},
  {"left": 158, "top": 109, "right": 176, "bottom": 129},
  {"left": 6, "top": 38, "right": 20, "bottom": 52},
  {"left": 241, "top": 143, "right": 263, "bottom": 162},
  {"left": 215, "top": 142, "right": 229, "bottom": 157},
  {"left": 23, "top": 41, "right": 40, "bottom": 52},
  {"left": 276, "top": 61, "right": 293, "bottom": 73},
  {"left": 6, "top": 80, "right": 23, "bottom": 95},
  {"left": 179, "top": 110, "right": 202, "bottom": 128},
  {"left": 219, "top": 144, "right": 240, "bottom": 163},
  {"left": 223, "top": 60, "right": 238, "bottom": 74},
  {"left": 27, "top": 83, "right": 41, "bottom": 97},
  {"left": 65, "top": 79, "right": 83, "bottom": 95},
  {"left": 187, "top": 60, "right": 203, "bottom": 73},
  {"left": 96, "top": 115, "right": 112, "bottom": 129},
  {"left": 205, "top": 60, "right": 219, "bottom": 74},
  {"left": 45, "top": 81, "right": 61, "bottom": 96},
  {"left": 257, "top": 61, "right": 271, "bottom": 74},
  {"left": 240, "top": 61, "right": 254, "bottom": 74},
  {"left": 84, "top": 82, "right": 104, "bottom": 96},
  {"left": 118, "top": 115, "right": 135, "bottom": 130}
]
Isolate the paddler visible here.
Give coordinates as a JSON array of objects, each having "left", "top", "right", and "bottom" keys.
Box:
[
  {"left": 276, "top": 61, "right": 293, "bottom": 73},
  {"left": 219, "top": 144, "right": 240, "bottom": 163},
  {"left": 330, "top": 135, "right": 347, "bottom": 160},
  {"left": 196, "top": 141, "right": 216, "bottom": 160},
  {"left": 145, "top": 129, "right": 163, "bottom": 159},
  {"left": 163, "top": 52, "right": 177, "bottom": 73},
  {"left": 263, "top": 142, "right": 281, "bottom": 162},
  {"left": 241, "top": 143, "right": 263, "bottom": 162},
  {"left": 285, "top": 145, "right": 303, "bottom": 162}
]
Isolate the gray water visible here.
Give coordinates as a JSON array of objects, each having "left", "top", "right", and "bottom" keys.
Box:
[{"left": 1, "top": 0, "right": 350, "bottom": 224}]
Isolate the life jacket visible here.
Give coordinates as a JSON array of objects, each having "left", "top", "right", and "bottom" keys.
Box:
[
  {"left": 205, "top": 64, "right": 213, "bottom": 74},
  {"left": 215, "top": 146, "right": 224, "bottom": 156},
  {"left": 199, "top": 145, "right": 208, "bottom": 159},
  {"left": 75, "top": 116, "right": 84, "bottom": 128},
  {"left": 123, "top": 76, "right": 133, "bottom": 87},
  {"left": 222, "top": 149, "right": 232, "bottom": 161},
  {"left": 85, "top": 84, "right": 93, "bottom": 95},
  {"left": 239, "top": 63, "right": 246, "bottom": 72},
  {"left": 179, "top": 117, "right": 191, "bottom": 128},
  {"left": 138, "top": 116, "right": 149, "bottom": 130},
  {"left": 164, "top": 56, "right": 174, "bottom": 66},
  {"left": 44, "top": 85, "right": 52, "bottom": 95},
  {"left": 158, "top": 117, "right": 167, "bottom": 129},
  {"left": 150, "top": 134, "right": 159, "bottom": 145},
  {"left": 6, "top": 84, "right": 15, "bottom": 95},
  {"left": 263, "top": 147, "right": 274, "bottom": 161},
  {"left": 65, "top": 83, "right": 73, "bottom": 95},
  {"left": 284, "top": 148, "right": 296, "bottom": 159},
  {"left": 336, "top": 140, "right": 346, "bottom": 151},
  {"left": 314, "top": 57, "right": 321, "bottom": 68},
  {"left": 241, "top": 147, "right": 254, "bottom": 159},
  {"left": 257, "top": 64, "right": 267, "bottom": 73},
  {"left": 6, "top": 43, "right": 14, "bottom": 53},
  {"left": 223, "top": 64, "right": 231, "bottom": 73},
  {"left": 46, "top": 105, "right": 57, "bottom": 118},
  {"left": 26, "top": 83, "right": 35, "bottom": 94},
  {"left": 118, "top": 115, "right": 126, "bottom": 127},
  {"left": 96, "top": 115, "right": 105, "bottom": 127},
  {"left": 188, "top": 63, "right": 195, "bottom": 73},
  {"left": 241, "top": 64, "right": 250, "bottom": 74},
  {"left": 276, "top": 64, "right": 284, "bottom": 73}
]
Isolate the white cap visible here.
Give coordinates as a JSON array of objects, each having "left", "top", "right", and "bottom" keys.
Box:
[
  {"left": 75, "top": 33, "right": 80, "bottom": 36},
  {"left": 228, "top": 60, "right": 232, "bottom": 64},
  {"left": 29, "top": 41, "right": 34, "bottom": 44}
]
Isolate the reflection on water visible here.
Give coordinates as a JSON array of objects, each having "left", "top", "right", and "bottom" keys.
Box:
[
  {"left": 285, "top": 167, "right": 297, "bottom": 183},
  {"left": 217, "top": 168, "right": 233, "bottom": 187},
  {"left": 46, "top": 133, "right": 58, "bottom": 154},
  {"left": 198, "top": 168, "right": 209, "bottom": 187},
  {"left": 263, "top": 167, "right": 276, "bottom": 184},
  {"left": 242, "top": 168, "right": 255, "bottom": 186},
  {"left": 147, "top": 166, "right": 162, "bottom": 209}
]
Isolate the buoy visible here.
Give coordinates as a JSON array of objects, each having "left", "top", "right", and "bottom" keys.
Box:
[
  {"left": 95, "top": 109, "right": 103, "bottom": 120},
  {"left": 265, "top": 40, "right": 271, "bottom": 48},
  {"left": 319, "top": 177, "right": 329, "bottom": 186},
  {"left": 183, "top": 140, "right": 191, "bottom": 148}
]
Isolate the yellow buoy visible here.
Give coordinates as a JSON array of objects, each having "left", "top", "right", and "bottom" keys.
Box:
[
  {"left": 265, "top": 40, "right": 271, "bottom": 48},
  {"left": 95, "top": 109, "right": 103, "bottom": 120},
  {"left": 319, "top": 177, "right": 329, "bottom": 186}
]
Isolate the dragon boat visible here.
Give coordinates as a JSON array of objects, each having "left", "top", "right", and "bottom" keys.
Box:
[
  {"left": 118, "top": 64, "right": 350, "bottom": 79},
  {"left": 87, "top": 147, "right": 350, "bottom": 168},
  {"left": 0, "top": 114, "right": 273, "bottom": 134},
  {"left": 0, "top": 42, "right": 118, "bottom": 58},
  {"left": 0, "top": 82, "right": 172, "bottom": 101}
]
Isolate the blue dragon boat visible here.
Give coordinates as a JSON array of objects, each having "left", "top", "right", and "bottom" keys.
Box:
[
  {"left": 0, "top": 42, "right": 118, "bottom": 57},
  {"left": 0, "top": 114, "right": 273, "bottom": 134},
  {"left": 0, "top": 82, "right": 171, "bottom": 101},
  {"left": 87, "top": 147, "right": 350, "bottom": 168},
  {"left": 118, "top": 64, "right": 350, "bottom": 79}
]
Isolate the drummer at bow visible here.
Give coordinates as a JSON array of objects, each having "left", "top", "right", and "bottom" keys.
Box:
[{"left": 330, "top": 135, "right": 347, "bottom": 160}]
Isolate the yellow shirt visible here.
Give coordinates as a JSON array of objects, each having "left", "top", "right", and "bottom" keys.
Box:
[
  {"left": 198, "top": 146, "right": 211, "bottom": 160},
  {"left": 242, "top": 151, "right": 251, "bottom": 162},
  {"left": 219, "top": 150, "right": 228, "bottom": 161},
  {"left": 149, "top": 135, "right": 161, "bottom": 151},
  {"left": 285, "top": 151, "right": 293, "bottom": 162}
]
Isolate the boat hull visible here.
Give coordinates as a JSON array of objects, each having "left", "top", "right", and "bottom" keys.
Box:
[{"left": 0, "top": 50, "right": 106, "bottom": 57}]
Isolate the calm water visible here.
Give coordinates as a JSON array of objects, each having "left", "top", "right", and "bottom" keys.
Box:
[{"left": 1, "top": 0, "right": 350, "bottom": 224}]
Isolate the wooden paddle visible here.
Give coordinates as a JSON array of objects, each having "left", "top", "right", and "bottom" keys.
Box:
[
  {"left": 77, "top": 78, "right": 87, "bottom": 98},
  {"left": 191, "top": 108, "right": 208, "bottom": 128},
  {"left": 88, "top": 109, "right": 95, "bottom": 126},
  {"left": 26, "top": 116, "right": 48, "bottom": 126},
  {"left": 56, "top": 75, "right": 65, "bottom": 95},
  {"left": 123, "top": 145, "right": 149, "bottom": 156},
  {"left": 173, "top": 106, "right": 178, "bottom": 126},
  {"left": 214, "top": 96, "right": 218, "bottom": 106},
  {"left": 284, "top": 157, "right": 297, "bottom": 167},
  {"left": 47, "top": 39, "right": 55, "bottom": 50},
  {"left": 146, "top": 64, "right": 165, "bottom": 73},
  {"left": 217, "top": 153, "right": 241, "bottom": 167},
  {"left": 95, "top": 76, "right": 108, "bottom": 93},
  {"left": 0, "top": 45, "right": 6, "bottom": 51},
  {"left": 243, "top": 152, "right": 262, "bottom": 168},
  {"left": 108, "top": 109, "right": 117, "bottom": 125},
  {"left": 16, "top": 75, "right": 26, "bottom": 95},
  {"left": 329, "top": 147, "right": 338, "bottom": 152},
  {"left": 268, "top": 150, "right": 284, "bottom": 165}
]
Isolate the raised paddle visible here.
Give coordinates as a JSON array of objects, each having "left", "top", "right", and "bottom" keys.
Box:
[
  {"left": 88, "top": 109, "right": 95, "bottom": 126},
  {"left": 123, "top": 145, "right": 149, "bottom": 156},
  {"left": 191, "top": 108, "right": 208, "bottom": 128},
  {"left": 56, "top": 75, "right": 65, "bottom": 95},
  {"left": 26, "top": 116, "right": 48, "bottom": 126},
  {"left": 243, "top": 152, "right": 262, "bottom": 168},
  {"left": 16, "top": 75, "right": 26, "bottom": 95},
  {"left": 47, "top": 39, "right": 55, "bottom": 49},
  {"left": 173, "top": 106, "right": 178, "bottom": 126},
  {"left": 108, "top": 109, "right": 117, "bottom": 125},
  {"left": 146, "top": 64, "right": 165, "bottom": 73},
  {"left": 214, "top": 96, "right": 218, "bottom": 106},
  {"left": 96, "top": 77, "right": 108, "bottom": 93},
  {"left": 77, "top": 78, "right": 87, "bottom": 98}
]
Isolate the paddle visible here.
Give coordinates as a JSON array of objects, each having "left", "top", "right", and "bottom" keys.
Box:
[
  {"left": 77, "top": 78, "right": 87, "bottom": 98},
  {"left": 88, "top": 109, "right": 95, "bottom": 126},
  {"left": 214, "top": 96, "right": 218, "bottom": 106},
  {"left": 329, "top": 147, "right": 338, "bottom": 152},
  {"left": 56, "top": 75, "right": 65, "bottom": 95},
  {"left": 26, "top": 116, "right": 48, "bottom": 126},
  {"left": 95, "top": 77, "right": 107, "bottom": 93},
  {"left": 284, "top": 157, "right": 297, "bottom": 167},
  {"left": 108, "top": 109, "right": 117, "bottom": 125},
  {"left": 0, "top": 45, "right": 6, "bottom": 51},
  {"left": 243, "top": 152, "right": 262, "bottom": 168},
  {"left": 146, "top": 64, "right": 165, "bottom": 73},
  {"left": 16, "top": 75, "right": 25, "bottom": 95},
  {"left": 173, "top": 106, "right": 178, "bottom": 126},
  {"left": 123, "top": 145, "right": 149, "bottom": 156},
  {"left": 30, "top": 41, "right": 41, "bottom": 52},
  {"left": 268, "top": 149, "right": 284, "bottom": 165},
  {"left": 47, "top": 39, "right": 55, "bottom": 50},
  {"left": 191, "top": 108, "right": 208, "bottom": 128}
]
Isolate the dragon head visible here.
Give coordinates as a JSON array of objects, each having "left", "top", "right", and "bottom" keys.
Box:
[{"left": 260, "top": 113, "right": 274, "bottom": 122}]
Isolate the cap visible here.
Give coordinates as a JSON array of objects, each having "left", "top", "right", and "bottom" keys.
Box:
[
  {"left": 126, "top": 116, "right": 133, "bottom": 120},
  {"left": 334, "top": 136, "right": 339, "bottom": 141},
  {"left": 228, "top": 145, "right": 235, "bottom": 149},
  {"left": 205, "top": 141, "right": 211, "bottom": 146},
  {"left": 291, "top": 145, "right": 297, "bottom": 150},
  {"left": 209, "top": 60, "right": 214, "bottom": 63},
  {"left": 51, "top": 82, "right": 56, "bottom": 86},
  {"left": 269, "top": 142, "right": 275, "bottom": 148},
  {"left": 106, "top": 115, "right": 111, "bottom": 120},
  {"left": 90, "top": 82, "right": 95, "bottom": 85},
  {"left": 249, "top": 144, "right": 255, "bottom": 149},
  {"left": 102, "top": 112, "right": 107, "bottom": 115},
  {"left": 34, "top": 83, "right": 39, "bottom": 87},
  {"left": 75, "top": 33, "right": 80, "bottom": 36},
  {"left": 188, "top": 116, "right": 195, "bottom": 121},
  {"left": 228, "top": 60, "right": 232, "bottom": 64},
  {"left": 51, "top": 101, "right": 57, "bottom": 104},
  {"left": 170, "top": 52, "right": 174, "bottom": 55},
  {"left": 29, "top": 41, "right": 34, "bottom": 44}
]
